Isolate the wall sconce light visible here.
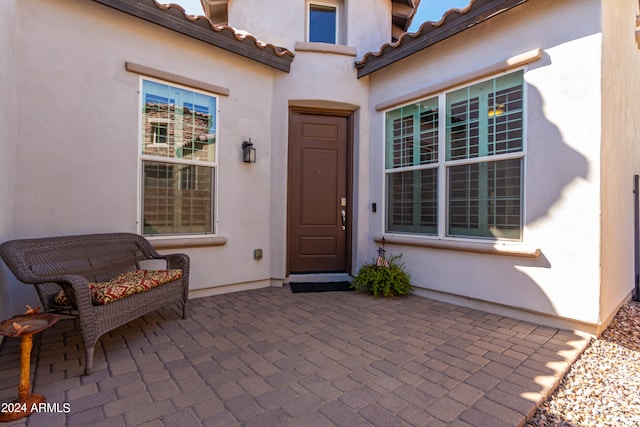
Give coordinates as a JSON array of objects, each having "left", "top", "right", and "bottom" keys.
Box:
[{"left": 242, "top": 138, "right": 256, "bottom": 163}]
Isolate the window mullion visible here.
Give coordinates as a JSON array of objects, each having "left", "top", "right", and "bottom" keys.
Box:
[
  {"left": 478, "top": 162, "right": 488, "bottom": 234},
  {"left": 478, "top": 93, "right": 489, "bottom": 157},
  {"left": 412, "top": 109, "right": 421, "bottom": 228},
  {"left": 478, "top": 92, "right": 489, "bottom": 232},
  {"left": 445, "top": 151, "right": 523, "bottom": 167},
  {"left": 438, "top": 94, "right": 447, "bottom": 238},
  {"left": 141, "top": 154, "right": 216, "bottom": 167}
]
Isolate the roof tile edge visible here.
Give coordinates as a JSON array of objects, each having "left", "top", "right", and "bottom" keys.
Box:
[
  {"left": 358, "top": 0, "right": 477, "bottom": 65},
  {"left": 152, "top": 1, "right": 294, "bottom": 58},
  {"left": 356, "top": 0, "right": 529, "bottom": 77}
]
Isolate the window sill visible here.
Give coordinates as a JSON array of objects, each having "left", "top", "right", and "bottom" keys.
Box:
[
  {"left": 295, "top": 42, "right": 357, "bottom": 57},
  {"left": 374, "top": 234, "right": 540, "bottom": 258},
  {"left": 148, "top": 235, "right": 227, "bottom": 250}
]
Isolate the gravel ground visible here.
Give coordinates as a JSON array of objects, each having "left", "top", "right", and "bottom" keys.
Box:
[{"left": 527, "top": 300, "right": 640, "bottom": 427}]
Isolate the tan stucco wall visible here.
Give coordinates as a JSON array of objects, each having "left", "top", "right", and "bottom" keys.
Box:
[
  {"left": 366, "top": 0, "right": 606, "bottom": 327},
  {"left": 599, "top": 0, "right": 640, "bottom": 321},
  {"left": 11, "top": 0, "right": 277, "bottom": 294},
  {"left": 0, "top": 0, "right": 17, "bottom": 320}
]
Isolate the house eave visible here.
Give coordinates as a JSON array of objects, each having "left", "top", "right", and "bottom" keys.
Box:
[
  {"left": 391, "top": 0, "right": 420, "bottom": 41},
  {"left": 200, "top": 0, "right": 228, "bottom": 25},
  {"left": 90, "top": 0, "right": 294, "bottom": 73},
  {"left": 357, "top": 0, "right": 529, "bottom": 79}
]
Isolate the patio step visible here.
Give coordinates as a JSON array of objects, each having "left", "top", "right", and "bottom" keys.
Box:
[{"left": 286, "top": 273, "right": 352, "bottom": 284}]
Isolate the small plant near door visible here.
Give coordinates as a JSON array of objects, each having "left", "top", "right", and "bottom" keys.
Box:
[{"left": 352, "top": 246, "right": 411, "bottom": 298}]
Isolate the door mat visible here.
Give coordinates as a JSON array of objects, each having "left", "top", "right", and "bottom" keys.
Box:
[{"left": 289, "top": 281, "right": 354, "bottom": 293}]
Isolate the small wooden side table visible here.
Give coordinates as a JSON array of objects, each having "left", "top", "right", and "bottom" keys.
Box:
[{"left": 0, "top": 312, "right": 59, "bottom": 422}]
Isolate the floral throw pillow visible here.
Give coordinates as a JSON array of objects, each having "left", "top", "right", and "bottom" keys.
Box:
[{"left": 54, "top": 269, "right": 183, "bottom": 306}]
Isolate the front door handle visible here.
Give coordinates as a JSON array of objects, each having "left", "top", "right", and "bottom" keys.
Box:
[{"left": 341, "top": 209, "right": 346, "bottom": 231}]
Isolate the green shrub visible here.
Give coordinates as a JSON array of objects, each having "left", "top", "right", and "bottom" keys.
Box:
[{"left": 352, "top": 254, "right": 411, "bottom": 298}]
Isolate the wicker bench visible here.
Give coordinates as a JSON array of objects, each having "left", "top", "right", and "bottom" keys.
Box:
[{"left": 0, "top": 233, "right": 189, "bottom": 374}]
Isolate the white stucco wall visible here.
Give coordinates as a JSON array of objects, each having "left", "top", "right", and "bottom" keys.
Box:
[
  {"left": 237, "top": 0, "right": 385, "bottom": 282},
  {"left": 8, "top": 0, "right": 632, "bottom": 331},
  {"left": 0, "top": 0, "right": 18, "bottom": 320},
  {"left": 366, "top": 0, "right": 606, "bottom": 326},
  {"left": 599, "top": 0, "right": 640, "bottom": 321},
  {"left": 228, "top": 0, "right": 391, "bottom": 55},
  {"left": 6, "top": 0, "right": 390, "bottom": 307},
  {"left": 269, "top": 48, "right": 371, "bottom": 281},
  {"left": 347, "top": 0, "right": 391, "bottom": 55},
  {"left": 228, "top": 0, "right": 304, "bottom": 49},
  {"left": 11, "top": 0, "right": 278, "bottom": 293}
]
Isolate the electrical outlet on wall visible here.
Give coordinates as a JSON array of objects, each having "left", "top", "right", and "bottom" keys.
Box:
[{"left": 254, "top": 249, "right": 263, "bottom": 260}]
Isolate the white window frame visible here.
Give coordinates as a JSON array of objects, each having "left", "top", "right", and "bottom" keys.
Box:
[
  {"left": 306, "top": 1, "right": 340, "bottom": 44},
  {"left": 383, "top": 68, "right": 527, "bottom": 243},
  {"left": 384, "top": 97, "right": 439, "bottom": 235},
  {"left": 137, "top": 77, "right": 219, "bottom": 237}
]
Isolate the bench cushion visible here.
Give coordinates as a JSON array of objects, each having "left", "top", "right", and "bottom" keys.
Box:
[{"left": 54, "top": 269, "right": 183, "bottom": 306}]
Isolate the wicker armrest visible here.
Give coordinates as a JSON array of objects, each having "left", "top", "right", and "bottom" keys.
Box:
[
  {"left": 163, "top": 253, "right": 189, "bottom": 271},
  {"left": 54, "top": 275, "right": 94, "bottom": 312}
]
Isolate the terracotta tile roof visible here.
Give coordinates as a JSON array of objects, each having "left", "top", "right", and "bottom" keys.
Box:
[
  {"left": 90, "top": 0, "right": 295, "bottom": 72},
  {"left": 356, "top": 0, "right": 529, "bottom": 78},
  {"left": 157, "top": 2, "right": 294, "bottom": 56}
]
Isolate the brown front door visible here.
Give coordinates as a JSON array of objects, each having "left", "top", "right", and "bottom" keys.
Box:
[{"left": 288, "top": 110, "right": 351, "bottom": 273}]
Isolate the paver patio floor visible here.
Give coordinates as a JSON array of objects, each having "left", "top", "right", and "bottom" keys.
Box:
[{"left": 0, "top": 287, "right": 591, "bottom": 426}]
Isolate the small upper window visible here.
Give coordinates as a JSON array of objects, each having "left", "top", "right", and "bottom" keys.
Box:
[{"left": 308, "top": 3, "right": 337, "bottom": 44}]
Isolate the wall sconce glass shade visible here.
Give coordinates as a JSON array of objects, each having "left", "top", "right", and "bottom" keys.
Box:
[{"left": 242, "top": 139, "right": 256, "bottom": 163}]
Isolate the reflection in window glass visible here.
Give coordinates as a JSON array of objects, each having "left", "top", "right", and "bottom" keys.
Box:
[
  {"left": 140, "top": 79, "right": 217, "bottom": 236},
  {"left": 141, "top": 80, "right": 216, "bottom": 162},
  {"left": 142, "top": 161, "right": 213, "bottom": 235}
]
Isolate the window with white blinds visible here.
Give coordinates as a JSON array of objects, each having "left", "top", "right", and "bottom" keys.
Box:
[
  {"left": 139, "top": 79, "right": 217, "bottom": 236},
  {"left": 384, "top": 70, "right": 524, "bottom": 241}
]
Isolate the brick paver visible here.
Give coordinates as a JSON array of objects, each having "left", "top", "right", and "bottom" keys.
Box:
[{"left": 0, "top": 287, "right": 591, "bottom": 426}]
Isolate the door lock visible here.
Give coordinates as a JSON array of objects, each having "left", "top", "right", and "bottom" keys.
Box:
[{"left": 341, "top": 209, "right": 346, "bottom": 231}]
